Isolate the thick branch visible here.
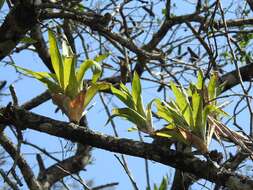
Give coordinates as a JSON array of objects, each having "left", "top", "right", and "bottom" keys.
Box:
[
  {"left": 1, "top": 106, "right": 253, "bottom": 190},
  {"left": 38, "top": 145, "right": 91, "bottom": 188},
  {"left": 0, "top": 2, "right": 38, "bottom": 60},
  {"left": 220, "top": 62, "right": 253, "bottom": 92},
  {"left": 40, "top": 12, "right": 163, "bottom": 60},
  {"left": 30, "top": 24, "right": 54, "bottom": 72}
]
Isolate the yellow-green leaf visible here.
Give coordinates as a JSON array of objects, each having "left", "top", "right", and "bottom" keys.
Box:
[
  {"left": 196, "top": 70, "right": 204, "bottom": 89},
  {"left": 91, "top": 61, "right": 102, "bottom": 83},
  {"left": 155, "top": 100, "right": 173, "bottom": 123},
  {"left": 111, "top": 84, "right": 134, "bottom": 108},
  {"left": 192, "top": 89, "right": 204, "bottom": 138},
  {"left": 208, "top": 72, "right": 217, "bottom": 101},
  {"left": 170, "top": 81, "right": 193, "bottom": 126},
  {"left": 132, "top": 72, "right": 145, "bottom": 116},
  {"left": 76, "top": 59, "right": 94, "bottom": 88},
  {"left": 145, "top": 99, "right": 156, "bottom": 132},
  {"left": 48, "top": 30, "right": 64, "bottom": 88},
  {"left": 64, "top": 56, "right": 78, "bottom": 98},
  {"left": 112, "top": 107, "right": 147, "bottom": 132},
  {"left": 132, "top": 72, "right": 141, "bottom": 105},
  {"left": 94, "top": 53, "right": 110, "bottom": 62},
  {"left": 13, "top": 65, "right": 61, "bottom": 93},
  {"left": 83, "top": 83, "right": 110, "bottom": 109}
]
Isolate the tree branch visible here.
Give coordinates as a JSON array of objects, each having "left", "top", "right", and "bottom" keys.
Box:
[
  {"left": 0, "top": 2, "right": 38, "bottom": 60},
  {"left": 30, "top": 24, "right": 54, "bottom": 72},
  {"left": 0, "top": 133, "right": 42, "bottom": 190},
  {"left": 220, "top": 62, "right": 253, "bottom": 92},
  {"left": 1, "top": 106, "right": 253, "bottom": 190}
]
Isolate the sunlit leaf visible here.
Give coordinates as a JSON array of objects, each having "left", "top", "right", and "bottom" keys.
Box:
[
  {"left": 48, "top": 30, "right": 64, "bottom": 88},
  {"left": 132, "top": 72, "right": 141, "bottom": 105},
  {"left": 64, "top": 56, "right": 78, "bottom": 98},
  {"left": 94, "top": 53, "right": 110, "bottom": 62},
  {"left": 120, "top": 82, "right": 131, "bottom": 95},
  {"left": 158, "top": 176, "right": 168, "bottom": 190},
  {"left": 196, "top": 70, "right": 204, "bottom": 89},
  {"left": 12, "top": 64, "right": 60, "bottom": 92},
  {"left": 112, "top": 107, "right": 147, "bottom": 131},
  {"left": 208, "top": 72, "right": 217, "bottom": 101},
  {"left": 132, "top": 72, "right": 145, "bottom": 116},
  {"left": 192, "top": 88, "right": 204, "bottom": 138},
  {"left": 111, "top": 84, "right": 134, "bottom": 108},
  {"left": 155, "top": 125, "right": 189, "bottom": 144},
  {"left": 127, "top": 127, "right": 138, "bottom": 132},
  {"left": 170, "top": 82, "right": 193, "bottom": 126},
  {"left": 145, "top": 99, "right": 156, "bottom": 132},
  {"left": 156, "top": 100, "right": 173, "bottom": 123},
  {"left": 91, "top": 61, "right": 102, "bottom": 83},
  {"left": 83, "top": 82, "right": 110, "bottom": 109},
  {"left": 76, "top": 59, "right": 94, "bottom": 88}
]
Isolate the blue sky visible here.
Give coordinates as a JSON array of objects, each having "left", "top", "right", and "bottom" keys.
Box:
[{"left": 0, "top": 0, "right": 252, "bottom": 189}]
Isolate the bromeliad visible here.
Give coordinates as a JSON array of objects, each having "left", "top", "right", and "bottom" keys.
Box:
[
  {"left": 155, "top": 71, "right": 228, "bottom": 153},
  {"left": 12, "top": 30, "right": 110, "bottom": 123}
]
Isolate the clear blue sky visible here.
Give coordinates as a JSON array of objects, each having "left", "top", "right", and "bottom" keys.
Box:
[{"left": 0, "top": 0, "right": 250, "bottom": 189}]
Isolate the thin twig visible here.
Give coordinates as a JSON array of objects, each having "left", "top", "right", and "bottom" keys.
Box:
[
  {"left": 0, "top": 169, "right": 19, "bottom": 190},
  {"left": 114, "top": 154, "right": 139, "bottom": 190}
]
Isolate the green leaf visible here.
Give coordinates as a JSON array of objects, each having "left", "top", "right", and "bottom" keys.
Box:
[
  {"left": 196, "top": 70, "right": 204, "bottom": 89},
  {"left": 136, "top": 95, "right": 146, "bottom": 117},
  {"left": 127, "top": 127, "right": 138, "bottom": 132},
  {"left": 91, "top": 61, "right": 102, "bottom": 83},
  {"left": 64, "top": 56, "right": 78, "bottom": 98},
  {"left": 156, "top": 100, "right": 173, "bottom": 123},
  {"left": 94, "top": 53, "right": 110, "bottom": 62},
  {"left": 156, "top": 125, "right": 189, "bottom": 144},
  {"left": 146, "top": 99, "right": 155, "bottom": 129},
  {"left": 208, "top": 72, "right": 217, "bottom": 100},
  {"left": 111, "top": 85, "right": 134, "bottom": 108},
  {"left": 83, "top": 83, "right": 110, "bottom": 109},
  {"left": 170, "top": 82, "right": 193, "bottom": 126},
  {"left": 159, "top": 176, "right": 168, "bottom": 190},
  {"left": 132, "top": 72, "right": 145, "bottom": 116},
  {"left": 120, "top": 82, "right": 131, "bottom": 95},
  {"left": 145, "top": 99, "right": 156, "bottom": 132},
  {"left": 132, "top": 72, "right": 141, "bottom": 105},
  {"left": 76, "top": 59, "right": 94, "bottom": 88},
  {"left": 217, "top": 82, "right": 225, "bottom": 96},
  {"left": 13, "top": 65, "right": 61, "bottom": 93},
  {"left": 157, "top": 100, "right": 189, "bottom": 129},
  {"left": 48, "top": 30, "right": 64, "bottom": 88},
  {"left": 192, "top": 89, "right": 204, "bottom": 138},
  {"left": 112, "top": 107, "right": 147, "bottom": 130},
  {"left": 20, "top": 37, "right": 37, "bottom": 44},
  {"left": 168, "top": 102, "right": 189, "bottom": 129}
]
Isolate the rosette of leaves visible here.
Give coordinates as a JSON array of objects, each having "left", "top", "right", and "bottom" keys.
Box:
[
  {"left": 155, "top": 71, "right": 227, "bottom": 153},
  {"left": 12, "top": 30, "right": 110, "bottom": 123},
  {"left": 110, "top": 72, "right": 154, "bottom": 134}
]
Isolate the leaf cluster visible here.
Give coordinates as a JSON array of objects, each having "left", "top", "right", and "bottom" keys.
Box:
[{"left": 12, "top": 30, "right": 110, "bottom": 123}]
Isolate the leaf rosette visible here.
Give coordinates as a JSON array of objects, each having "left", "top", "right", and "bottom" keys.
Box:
[{"left": 12, "top": 30, "right": 110, "bottom": 123}]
